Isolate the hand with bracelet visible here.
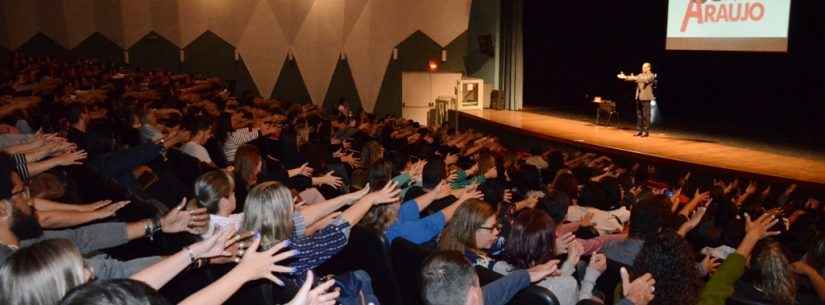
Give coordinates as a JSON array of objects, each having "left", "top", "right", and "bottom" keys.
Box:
[{"left": 138, "top": 197, "right": 210, "bottom": 240}]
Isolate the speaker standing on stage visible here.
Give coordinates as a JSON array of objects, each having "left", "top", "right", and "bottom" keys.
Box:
[{"left": 618, "top": 62, "right": 655, "bottom": 137}]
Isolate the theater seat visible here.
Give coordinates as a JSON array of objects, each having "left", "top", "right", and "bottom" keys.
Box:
[
  {"left": 316, "top": 226, "right": 403, "bottom": 305},
  {"left": 475, "top": 266, "right": 560, "bottom": 305},
  {"left": 390, "top": 238, "right": 436, "bottom": 305}
]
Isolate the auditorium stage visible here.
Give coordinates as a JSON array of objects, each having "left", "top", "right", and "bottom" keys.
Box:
[{"left": 455, "top": 109, "right": 825, "bottom": 188}]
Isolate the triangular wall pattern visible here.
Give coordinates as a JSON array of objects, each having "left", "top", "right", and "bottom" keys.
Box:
[
  {"left": 182, "top": 31, "right": 237, "bottom": 81},
  {"left": 373, "top": 56, "right": 402, "bottom": 118},
  {"left": 5, "top": 0, "right": 474, "bottom": 115},
  {"left": 323, "top": 57, "right": 363, "bottom": 114},
  {"left": 234, "top": 57, "right": 261, "bottom": 98},
  {"left": 72, "top": 33, "right": 124, "bottom": 64},
  {"left": 128, "top": 32, "right": 180, "bottom": 71},
  {"left": 272, "top": 56, "right": 312, "bottom": 104},
  {"left": 18, "top": 33, "right": 68, "bottom": 58}
]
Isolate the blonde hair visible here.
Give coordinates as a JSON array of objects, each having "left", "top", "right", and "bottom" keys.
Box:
[
  {"left": 194, "top": 170, "right": 235, "bottom": 214},
  {"left": 752, "top": 239, "right": 797, "bottom": 305},
  {"left": 0, "top": 239, "right": 86, "bottom": 305},
  {"left": 438, "top": 199, "right": 496, "bottom": 254},
  {"left": 241, "top": 181, "right": 294, "bottom": 249}
]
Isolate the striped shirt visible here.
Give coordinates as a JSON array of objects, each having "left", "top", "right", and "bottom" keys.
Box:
[
  {"left": 284, "top": 217, "right": 350, "bottom": 287},
  {"left": 222, "top": 128, "right": 260, "bottom": 162},
  {"left": 10, "top": 153, "right": 30, "bottom": 181}
]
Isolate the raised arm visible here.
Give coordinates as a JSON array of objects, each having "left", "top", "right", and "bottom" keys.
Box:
[{"left": 299, "top": 187, "right": 369, "bottom": 226}]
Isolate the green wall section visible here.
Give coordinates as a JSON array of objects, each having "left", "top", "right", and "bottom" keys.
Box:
[
  {"left": 72, "top": 33, "right": 124, "bottom": 64},
  {"left": 182, "top": 31, "right": 237, "bottom": 82},
  {"left": 234, "top": 57, "right": 261, "bottom": 98},
  {"left": 323, "top": 57, "right": 363, "bottom": 114},
  {"left": 373, "top": 56, "right": 402, "bottom": 118},
  {"left": 467, "top": 0, "right": 500, "bottom": 86},
  {"left": 443, "top": 32, "right": 468, "bottom": 72},
  {"left": 129, "top": 32, "right": 180, "bottom": 72},
  {"left": 373, "top": 30, "right": 467, "bottom": 118},
  {"left": 271, "top": 56, "right": 312, "bottom": 104},
  {"left": 19, "top": 34, "right": 67, "bottom": 58}
]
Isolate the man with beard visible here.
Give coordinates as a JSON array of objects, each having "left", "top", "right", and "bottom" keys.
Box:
[{"left": 0, "top": 155, "right": 209, "bottom": 278}]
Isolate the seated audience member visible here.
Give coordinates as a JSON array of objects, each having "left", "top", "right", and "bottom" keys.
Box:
[
  {"left": 438, "top": 198, "right": 500, "bottom": 266},
  {"left": 358, "top": 160, "right": 482, "bottom": 245},
  {"left": 631, "top": 231, "right": 703, "bottom": 305},
  {"left": 55, "top": 238, "right": 327, "bottom": 305},
  {"left": 179, "top": 115, "right": 216, "bottom": 166},
  {"left": 494, "top": 208, "right": 588, "bottom": 305},
  {"left": 1, "top": 230, "right": 291, "bottom": 305},
  {"left": 602, "top": 195, "right": 673, "bottom": 266},
  {"left": 421, "top": 251, "right": 654, "bottom": 305},
  {"left": 240, "top": 180, "right": 399, "bottom": 287},
  {"left": 698, "top": 213, "right": 782, "bottom": 305},
  {"left": 191, "top": 170, "right": 241, "bottom": 239}
]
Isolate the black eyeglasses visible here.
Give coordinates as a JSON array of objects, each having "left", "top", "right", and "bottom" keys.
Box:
[{"left": 479, "top": 224, "right": 502, "bottom": 232}]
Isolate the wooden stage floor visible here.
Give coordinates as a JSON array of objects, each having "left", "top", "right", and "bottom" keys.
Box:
[{"left": 457, "top": 109, "right": 825, "bottom": 187}]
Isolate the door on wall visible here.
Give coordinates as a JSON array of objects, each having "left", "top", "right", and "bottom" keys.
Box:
[{"left": 401, "top": 72, "right": 461, "bottom": 126}]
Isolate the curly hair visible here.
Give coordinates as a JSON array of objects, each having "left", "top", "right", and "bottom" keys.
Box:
[{"left": 632, "top": 231, "right": 702, "bottom": 305}]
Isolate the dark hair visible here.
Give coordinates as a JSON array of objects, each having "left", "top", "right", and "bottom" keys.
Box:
[
  {"left": 59, "top": 279, "right": 171, "bottom": 305},
  {"left": 421, "top": 157, "right": 446, "bottom": 189},
  {"left": 632, "top": 231, "right": 702, "bottom": 305},
  {"left": 806, "top": 233, "right": 825, "bottom": 271},
  {"left": 550, "top": 170, "right": 578, "bottom": 198},
  {"left": 66, "top": 104, "right": 87, "bottom": 124},
  {"left": 503, "top": 209, "right": 557, "bottom": 269},
  {"left": 421, "top": 251, "right": 478, "bottom": 305},
  {"left": 629, "top": 195, "right": 672, "bottom": 240},
  {"left": 183, "top": 114, "right": 212, "bottom": 135}
]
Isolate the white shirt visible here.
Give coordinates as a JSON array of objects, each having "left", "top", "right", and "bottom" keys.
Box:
[
  {"left": 565, "top": 205, "right": 630, "bottom": 235},
  {"left": 201, "top": 213, "right": 244, "bottom": 239},
  {"left": 223, "top": 128, "right": 260, "bottom": 162},
  {"left": 180, "top": 141, "right": 213, "bottom": 164}
]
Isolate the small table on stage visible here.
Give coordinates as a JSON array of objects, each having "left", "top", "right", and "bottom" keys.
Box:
[{"left": 593, "top": 96, "right": 617, "bottom": 126}]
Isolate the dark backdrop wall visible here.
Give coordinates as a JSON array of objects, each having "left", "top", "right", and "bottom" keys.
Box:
[{"left": 524, "top": 1, "right": 825, "bottom": 148}]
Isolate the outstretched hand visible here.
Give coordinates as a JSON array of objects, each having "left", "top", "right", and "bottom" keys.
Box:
[
  {"left": 234, "top": 237, "right": 297, "bottom": 286},
  {"left": 286, "top": 271, "right": 340, "bottom": 305},
  {"left": 621, "top": 267, "right": 656, "bottom": 305},
  {"left": 161, "top": 198, "right": 209, "bottom": 234}
]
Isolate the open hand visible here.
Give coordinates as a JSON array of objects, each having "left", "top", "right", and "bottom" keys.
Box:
[
  {"left": 527, "top": 259, "right": 560, "bottom": 282},
  {"left": 621, "top": 267, "right": 655, "bottom": 305},
  {"left": 286, "top": 271, "right": 340, "bottom": 305},
  {"left": 161, "top": 198, "right": 210, "bottom": 234},
  {"left": 234, "top": 237, "right": 297, "bottom": 285}
]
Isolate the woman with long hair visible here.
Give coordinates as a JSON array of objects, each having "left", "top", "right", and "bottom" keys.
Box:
[
  {"left": 632, "top": 231, "right": 703, "bottom": 305},
  {"left": 357, "top": 161, "right": 480, "bottom": 245},
  {"left": 493, "top": 208, "right": 585, "bottom": 305},
  {"left": 1, "top": 233, "right": 277, "bottom": 305},
  {"left": 232, "top": 144, "right": 263, "bottom": 211},
  {"left": 241, "top": 180, "right": 399, "bottom": 287},
  {"left": 733, "top": 238, "right": 798, "bottom": 305},
  {"left": 437, "top": 199, "right": 500, "bottom": 267}
]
